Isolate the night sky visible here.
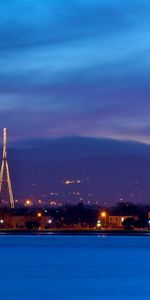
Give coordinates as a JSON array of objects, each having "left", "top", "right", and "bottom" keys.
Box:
[{"left": 0, "top": 0, "right": 150, "bottom": 143}]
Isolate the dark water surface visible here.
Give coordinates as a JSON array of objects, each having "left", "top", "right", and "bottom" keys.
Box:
[{"left": 0, "top": 235, "right": 150, "bottom": 299}]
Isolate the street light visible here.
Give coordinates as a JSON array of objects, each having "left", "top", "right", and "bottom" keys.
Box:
[
  {"left": 96, "top": 220, "right": 101, "bottom": 228},
  {"left": 100, "top": 211, "right": 107, "bottom": 227},
  {"left": 37, "top": 212, "right": 42, "bottom": 218},
  {"left": 101, "top": 211, "right": 107, "bottom": 218}
]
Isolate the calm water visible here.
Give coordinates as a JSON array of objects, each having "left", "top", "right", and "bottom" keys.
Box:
[{"left": 0, "top": 235, "right": 150, "bottom": 299}]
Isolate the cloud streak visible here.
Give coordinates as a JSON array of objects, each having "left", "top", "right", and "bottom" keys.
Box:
[{"left": 0, "top": 0, "right": 150, "bottom": 143}]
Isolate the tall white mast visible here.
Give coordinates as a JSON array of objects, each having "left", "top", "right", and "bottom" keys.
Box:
[{"left": 0, "top": 128, "right": 15, "bottom": 208}]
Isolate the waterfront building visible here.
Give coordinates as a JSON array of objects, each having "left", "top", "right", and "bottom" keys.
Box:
[{"left": 108, "top": 215, "right": 137, "bottom": 228}]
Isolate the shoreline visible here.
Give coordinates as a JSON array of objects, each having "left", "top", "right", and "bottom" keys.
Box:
[{"left": 0, "top": 229, "right": 150, "bottom": 236}]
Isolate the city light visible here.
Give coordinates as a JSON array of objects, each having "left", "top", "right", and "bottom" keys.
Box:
[
  {"left": 64, "top": 179, "right": 81, "bottom": 185},
  {"left": 50, "top": 201, "right": 57, "bottom": 206},
  {"left": 101, "top": 211, "right": 107, "bottom": 218},
  {"left": 37, "top": 213, "right": 42, "bottom": 218},
  {"left": 97, "top": 220, "right": 101, "bottom": 228},
  {"left": 24, "top": 199, "right": 32, "bottom": 207},
  {"left": 100, "top": 211, "right": 107, "bottom": 227}
]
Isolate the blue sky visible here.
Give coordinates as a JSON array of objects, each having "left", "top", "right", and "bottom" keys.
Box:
[{"left": 0, "top": 0, "right": 150, "bottom": 142}]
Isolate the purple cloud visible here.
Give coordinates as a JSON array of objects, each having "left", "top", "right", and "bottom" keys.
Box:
[{"left": 0, "top": 0, "right": 150, "bottom": 143}]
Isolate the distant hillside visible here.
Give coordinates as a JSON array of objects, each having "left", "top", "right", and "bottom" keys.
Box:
[
  {"left": 7, "top": 136, "right": 150, "bottom": 162},
  {"left": 5, "top": 137, "right": 150, "bottom": 204}
]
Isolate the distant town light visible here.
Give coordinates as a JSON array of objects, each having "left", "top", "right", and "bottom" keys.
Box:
[
  {"left": 50, "top": 201, "right": 57, "bottom": 206},
  {"left": 24, "top": 199, "right": 32, "bottom": 207},
  {"left": 37, "top": 212, "right": 42, "bottom": 218},
  {"left": 64, "top": 179, "right": 81, "bottom": 185},
  {"left": 65, "top": 180, "right": 72, "bottom": 185}
]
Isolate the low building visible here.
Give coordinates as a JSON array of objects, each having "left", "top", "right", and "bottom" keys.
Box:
[
  {"left": 108, "top": 215, "right": 136, "bottom": 228},
  {"left": 0, "top": 214, "right": 49, "bottom": 230}
]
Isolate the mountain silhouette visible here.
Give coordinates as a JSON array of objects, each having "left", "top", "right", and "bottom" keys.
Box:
[{"left": 4, "top": 137, "right": 150, "bottom": 204}]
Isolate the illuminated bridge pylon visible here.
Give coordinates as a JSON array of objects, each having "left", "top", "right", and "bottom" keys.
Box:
[{"left": 0, "top": 128, "right": 15, "bottom": 208}]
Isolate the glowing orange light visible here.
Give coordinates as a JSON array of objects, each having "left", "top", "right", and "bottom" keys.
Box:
[
  {"left": 37, "top": 212, "right": 42, "bottom": 218},
  {"left": 24, "top": 199, "right": 32, "bottom": 207},
  {"left": 101, "top": 211, "right": 107, "bottom": 218}
]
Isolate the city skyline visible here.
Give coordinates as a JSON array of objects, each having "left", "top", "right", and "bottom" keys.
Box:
[{"left": 0, "top": 0, "right": 150, "bottom": 143}]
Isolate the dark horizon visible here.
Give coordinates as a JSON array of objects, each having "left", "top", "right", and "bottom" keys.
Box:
[{"left": 2, "top": 136, "right": 150, "bottom": 205}]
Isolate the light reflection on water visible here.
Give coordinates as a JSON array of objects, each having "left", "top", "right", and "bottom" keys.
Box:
[{"left": 0, "top": 235, "right": 150, "bottom": 300}]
